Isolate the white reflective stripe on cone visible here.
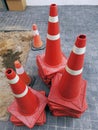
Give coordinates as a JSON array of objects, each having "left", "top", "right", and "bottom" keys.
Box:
[
  {"left": 13, "top": 86, "right": 28, "bottom": 98},
  {"left": 49, "top": 16, "right": 58, "bottom": 23},
  {"left": 33, "top": 30, "right": 39, "bottom": 36},
  {"left": 72, "top": 45, "right": 86, "bottom": 55},
  {"left": 65, "top": 65, "right": 83, "bottom": 76},
  {"left": 8, "top": 75, "right": 19, "bottom": 84},
  {"left": 47, "top": 33, "right": 60, "bottom": 40},
  {"left": 16, "top": 66, "right": 24, "bottom": 75}
]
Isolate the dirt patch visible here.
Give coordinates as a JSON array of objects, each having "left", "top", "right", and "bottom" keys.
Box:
[
  {"left": 2, "top": 49, "right": 22, "bottom": 70},
  {"left": 0, "top": 31, "right": 32, "bottom": 121}
]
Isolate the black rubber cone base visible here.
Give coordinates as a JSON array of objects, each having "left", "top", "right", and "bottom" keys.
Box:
[{"left": 31, "top": 41, "right": 45, "bottom": 51}]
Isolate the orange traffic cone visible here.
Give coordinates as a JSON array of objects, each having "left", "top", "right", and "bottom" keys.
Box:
[
  {"left": 31, "top": 24, "right": 45, "bottom": 51},
  {"left": 5, "top": 68, "right": 47, "bottom": 128},
  {"left": 48, "top": 34, "right": 88, "bottom": 118},
  {"left": 44, "top": 3, "right": 66, "bottom": 66},
  {"left": 10, "top": 91, "right": 46, "bottom": 126},
  {"left": 36, "top": 4, "right": 67, "bottom": 85},
  {"left": 59, "top": 34, "right": 87, "bottom": 100},
  {"left": 14, "top": 60, "right": 32, "bottom": 85}
]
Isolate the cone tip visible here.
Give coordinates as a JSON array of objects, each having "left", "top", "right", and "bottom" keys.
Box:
[
  {"left": 14, "top": 60, "right": 21, "bottom": 68},
  {"left": 78, "top": 34, "right": 86, "bottom": 40},
  {"left": 5, "top": 68, "right": 16, "bottom": 79},
  {"left": 6, "top": 68, "right": 13, "bottom": 75},
  {"left": 76, "top": 34, "right": 86, "bottom": 47},
  {"left": 51, "top": 3, "right": 57, "bottom": 7},
  {"left": 32, "top": 24, "right": 37, "bottom": 30},
  {"left": 50, "top": 3, "right": 58, "bottom": 16}
]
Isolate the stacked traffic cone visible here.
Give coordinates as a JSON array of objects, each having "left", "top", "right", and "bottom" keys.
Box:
[
  {"left": 48, "top": 34, "right": 88, "bottom": 118},
  {"left": 10, "top": 91, "right": 46, "bottom": 126},
  {"left": 36, "top": 4, "right": 67, "bottom": 86},
  {"left": 31, "top": 24, "right": 45, "bottom": 51},
  {"left": 5, "top": 68, "right": 47, "bottom": 128},
  {"left": 14, "top": 60, "right": 35, "bottom": 86}
]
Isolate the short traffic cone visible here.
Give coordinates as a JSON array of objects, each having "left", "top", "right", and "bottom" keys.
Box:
[
  {"left": 31, "top": 24, "right": 45, "bottom": 51},
  {"left": 5, "top": 68, "right": 47, "bottom": 128},
  {"left": 36, "top": 4, "right": 67, "bottom": 85},
  {"left": 10, "top": 91, "right": 46, "bottom": 126},
  {"left": 48, "top": 34, "right": 88, "bottom": 117},
  {"left": 14, "top": 60, "right": 33, "bottom": 86}
]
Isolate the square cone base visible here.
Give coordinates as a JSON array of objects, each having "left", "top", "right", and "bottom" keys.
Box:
[
  {"left": 48, "top": 73, "right": 88, "bottom": 118},
  {"left": 10, "top": 111, "right": 46, "bottom": 126},
  {"left": 10, "top": 91, "right": 46, "bottom": 126},
  {"left": 8, "top": 89, "right": 47, "bottom": 128},
  {"left": 36, "top": 53, "right": 67, "bottom": 86}
]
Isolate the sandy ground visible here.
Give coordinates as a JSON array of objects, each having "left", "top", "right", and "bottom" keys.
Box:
[{"left": 0, "top": 31, "right": 32, "bottom": 121}]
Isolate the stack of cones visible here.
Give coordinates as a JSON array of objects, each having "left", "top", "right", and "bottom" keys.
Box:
[
  {"left": 14, "top": 60, "right": 35, "bottom": 86},
  {"left": 31, "top": 24, "right": 45, "bottom": 51},
  {"left": 36, "top": 4, "right": 67, "bottom": 86},
  {"left": 48, "top": 34, "right": 88, "bottom": 118},
  {"left": 5, "top": 68, "right": 47, "bottom": 128},
  {"left": 10, "top": 91, "right": 46, "bottom": 126}
]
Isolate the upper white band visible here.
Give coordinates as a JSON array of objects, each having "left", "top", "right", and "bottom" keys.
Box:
[
  {"left": 33, "top": 30, "right": 39, "bottom": 36},
  {"left": 65, "top": 65, "right": 83, "bottom": 76},
  {"left": 8, "top": 75, "right": 19, "bottom": 84},
  {"left": 49, "top": 16, "right": 58, "bottom": 23},
  {"left": 16, "top": 66, "right": 24, "bottom": 75},
  {"left": 13, "top": 86, "right": 28, "bottom": 98},
  {"left": 72, "top": 45, "right": 86, "bottom": 55},
  {"left": 47, "top": 33, "right": 60, "bottom": 40}
]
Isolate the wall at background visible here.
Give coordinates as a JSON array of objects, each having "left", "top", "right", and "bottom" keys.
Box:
[{"left": 26, "top": 0, "right": 98, "bottom": 6}]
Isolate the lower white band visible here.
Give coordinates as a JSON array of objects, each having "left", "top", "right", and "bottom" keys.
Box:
[
  {"left": 65, "top": 65, "right": 83, "bottom": 76},
  {"left": 47, "top": 33, "right": 60, "bottom": 40},
  {"left": 13, "top": 86, "right": 28, "bottom": 98}
]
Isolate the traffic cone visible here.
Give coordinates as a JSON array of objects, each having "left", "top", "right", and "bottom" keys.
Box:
[
  {"left": 48, "top": 34, "right": 88, "bottom": 117},
  {"left": 10, "top": 91, "right": 46, "bottom": 126},
  {"left": 36, "top": 3, "right": 67, "bottom": 85},
  {"left": 5, "top": 68, "right": 47, "bottom": 128},
  {"left": 31, "top": 24, "right": 45, "bottom": 51},
  {"left": 14, "top": 60, "right": 35, "bottom": 86},
  {"left": 59, "top": 34, "right": 87, "bottom": 100}
]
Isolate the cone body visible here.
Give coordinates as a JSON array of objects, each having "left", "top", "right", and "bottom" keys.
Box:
[
  {"left": 5, "top": 68, "right": 38, "bottom": 115},
  {"left": 14, "top": 60, "right": 31, "bottom": 85},
  {"left": 10, "top": 91, "right": 46, "bottom": 126},
  {"left": 36, "top": 3, "right": 67, "bottom": 85},
  {"left": 32, "top": 24, "right": 43, "bottom": 48},
  {"left": 59, "top": 35, "right": 86, "bottom": 100},
  {"left": 44, "top": 4, "right": 62, "bottom": 66},
  {"left": 48, "top": 34, "right": 88, "bottom": 118}
]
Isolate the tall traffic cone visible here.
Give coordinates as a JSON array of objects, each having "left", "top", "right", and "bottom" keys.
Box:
[
  {"left": 31, "top": 24, "right": 45, "bottom": 51},
  {"left": 14, "top": 60, "right": 35, "bottom": 86},
  {"left": 48, "top": 34, "right": 88, "bottom": 118},
  {"left": 59, "top": 34, "right": 87, "bottom": 100},
  {"left": 5, "top": 68, "right": 47, "bottom": 128},
  {"left": 36, "top": 4, "right": 67, "bottom": 85}
]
